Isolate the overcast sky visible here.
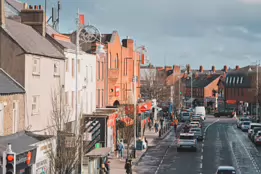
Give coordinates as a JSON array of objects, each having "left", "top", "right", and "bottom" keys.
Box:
[{"left": 22, "top": 0, "right": 261, "bottom": 69}]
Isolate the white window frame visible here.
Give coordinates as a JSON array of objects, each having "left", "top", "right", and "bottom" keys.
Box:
[
  {"left": 12, "top": 101, "right": 19, "bottom": 133},
  {"left": 54, "top": 61, "right": 60, "bottom": 76},
  {"left": 226, "top": 77, "right": 229, "bottom": 84},
  {"left": 236, "top": 77, "right": 239, "bottom": 84},
  {"left": 240, "top": 77, "right": 243, "bottom": 84},
  {"left": 229, "top": 77, "right": 232, "bottom": 84},
  {"left": 233, "top": 77, "right": 235, "bottom": 84},
  {"left": 32, "top": 58, "right": 40, "bottom": 75},
  {"left": 90, "top": 66, "right": 93, "bottom": 82},
  {"left": 32, "top": 95, "right": 40, "bottom": 115}
]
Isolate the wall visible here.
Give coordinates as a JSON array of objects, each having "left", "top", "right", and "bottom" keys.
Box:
[
  {"left": 81, "top": 52, "right": 96, "bottom": 114},
  {"left": 107, "top": 34, "right": 141, "bottom": 106},
  {"left": 24, "top": 54, "right": 65, "bottom": 133},
  {"left": 64, "top": 50, "right": 82, "bottom": 122},
  {"left": 204, "top": 77, "right": 220, "bottom": 98},
  {"left": 96, "top": 53, "right": 106, "bottom": 108},
  {"left": 0, "top": 94, "right": 25, "bottom": 135},
  {"left": 32, "top": 137, "right": 56, "bottom": 174},
  {"left": 0, "top": 29, "right": 26, "bottom": 86},
  {"left": 225, "top": 88, "right": 253, "bottom": 103}
]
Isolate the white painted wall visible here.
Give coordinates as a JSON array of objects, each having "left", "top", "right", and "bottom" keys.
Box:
[
  {"left": 81, "top": 53, "right": 96, "bottom": 114},
  {"left": 24, "top": 54, "right": 65, "bottom": 133}
]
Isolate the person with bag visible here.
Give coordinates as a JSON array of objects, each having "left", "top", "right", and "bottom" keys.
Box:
[{"left": 118, "top": 140, "right": 124, "bottom": 160}]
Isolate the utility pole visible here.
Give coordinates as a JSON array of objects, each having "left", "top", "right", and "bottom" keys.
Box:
[{"left": 133, "top": 48, "right": 137, "bottom": 158}]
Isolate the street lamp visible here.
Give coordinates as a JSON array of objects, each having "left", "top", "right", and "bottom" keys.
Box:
[
  {"left": 74, "top": 9, "right": 106, "bottom": 173},
  {"left": 190, "top": 73, "right": 193, "bottom": 108},
  {"left": 133, "top": 45, "right": 147, "bottom": 158}
]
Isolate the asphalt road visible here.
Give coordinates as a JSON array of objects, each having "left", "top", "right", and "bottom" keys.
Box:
[{"left": 135, "top": 115, "right": 261, "bottom": 174}]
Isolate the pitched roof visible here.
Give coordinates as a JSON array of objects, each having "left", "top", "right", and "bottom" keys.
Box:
[
  {"left": 5, "top": 0, "right": 23, "bottom": 13},
  {"left": 0, "top": 68, "right": 25, "bottom": 95},
  {"left": 46, "top": 25, "right": 77, "bottom": 50},
  {"left": 3, "top": 19, "right": 64, "bottom": 59},
  {"left": 187, "top": 74, "right": 220, "bottom": 88}
]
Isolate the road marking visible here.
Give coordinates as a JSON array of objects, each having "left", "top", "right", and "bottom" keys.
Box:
[
  {"left": 201, "top": 148, "right": 203, "bottom": 153},
  {"left": 200, "top": 163, "right": 203, "bottom": 169},
  {"left": 204, "top": 118, "right": 220, "bottom": 133},
  {"left": 202, "top": 143, "right": 204, "bottom": 148},
  {"left": 201, "top": 155, "right": 203, "bottom": 160}
]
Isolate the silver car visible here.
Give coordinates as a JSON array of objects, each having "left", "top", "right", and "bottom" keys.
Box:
[
  {"left": 240, "top": 121, "right": 251, "bottom": 131},
  {"left": 216, "top": 166, "right": 236, "bottom": 174},
  {"left": 177, "top": 133, "right": 197, "bottom": 152},
  {"left": 189, "top": 128, "right": 203, "bottom": 141}
]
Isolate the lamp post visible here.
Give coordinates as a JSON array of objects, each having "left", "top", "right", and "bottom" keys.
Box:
[
  {"left": 190, "top": 73, "right": 193, "bottom": 108},
  {"left": 256, "top": 61, "right": 260, "bottom": 121},
  {"left": 178, "top": 75, "right": 180, "bottom": 107},
  {"left": 133, "top": 45, "right": 147, "bottom": 158},
  {"left": 75, "top": 9, "right": 106, "bottom": 174}
]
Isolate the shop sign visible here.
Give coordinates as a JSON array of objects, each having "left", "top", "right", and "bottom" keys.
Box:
[
  {"left": 115, "top": 86, "right": 120, "bottom": 97},
  {"left": 16, "top": 149, "right": 36, "bottom": 166}
]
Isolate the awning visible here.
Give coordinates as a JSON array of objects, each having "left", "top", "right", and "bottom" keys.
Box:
[
  {"left": 185, "top": 98, "right": 195, "bottom": 103},
  {"left": 85, "top": 147, "right": 111, "bottom": 157}
]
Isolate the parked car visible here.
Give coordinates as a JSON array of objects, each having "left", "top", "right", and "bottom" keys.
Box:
[
  {"left": 248, "top": 123, "right": 261, "bottom": 138},
  {"left": 177, "top": 133, "right": 197, "bottom": 152},
  {"left": 250, "top": 127, "right": 261, "bottom": 142},
  {"left": 253, "top": 130, "right": 261, "bottom": 145},
  {"left": 240, "top": 121, "right": 251, "bottom": 131},
  {"left": 237, "top": 117, "right": 250, "bottom": 128},
  {"left": 189, "top": 127, "right": 203, "bottom": 141},
  {"left": 216, "top": 166, "right": 236, "bottom": 174}
]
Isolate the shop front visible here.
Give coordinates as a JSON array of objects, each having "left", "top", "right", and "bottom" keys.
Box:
[
  {"left": 16, "top": 148, "right": 37, "bottom": 174},
  {"left": 33, "top": 138, "right": 56, "bottom": 174},
  {"left": 107, "top": 113, "right": 118, "bottom": 152}
]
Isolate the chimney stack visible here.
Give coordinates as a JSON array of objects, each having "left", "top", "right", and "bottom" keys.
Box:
[
  {"left": 21, "top": 4, "right": 46, "bottom": 37},
  {"left": 186, "top": 64, "right": 191, "bottom": 74},
  {"left": 199, "top": 65, "right": 204, "bottom": 72},
  {"left": 235, "top": 65, "right": 240, "bottom": 70},
  {"left": 223, "top": 65, "right": 228, "bottom": 73},
  {"left": 122, "top": 37, "right": 134, "bottom": 50},
  {"left": 0, "top": 0, "right": 5, "bottom": 27},
  {"left": 211, "top": 66, "right": 216, "bottom": 73}
]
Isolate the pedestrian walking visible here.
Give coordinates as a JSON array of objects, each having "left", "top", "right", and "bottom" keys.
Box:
[
  {"left": 118, "top": 140, "right": 124, "bottom": 160},
  {"left": 104, "top": 159, "right": 110, "bottom": 174},
  {"left": 125, "top": 158, "right": 132, "bottom": 174},
  {"left": 148, "top": 118, "right": 152, "bottom": 131},
  {"left": 154, "top": 122, "right": 159, "bottom": 133}
]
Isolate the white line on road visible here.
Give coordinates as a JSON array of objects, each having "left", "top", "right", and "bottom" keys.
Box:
[
  {"left": 201, "top": 148, "right": 203, "bottom": 153},
  {"left": 204, "top": 118, "right": 220, "bottom": 133},
  {"left": 201, "top": 155, "right": 203, "bottom": 160},
  {"left": 200, "top": 163, "right": 203, "bottom": 169},
  {"left": 202, "top": 143, "right": 204, "bottom": 148}
]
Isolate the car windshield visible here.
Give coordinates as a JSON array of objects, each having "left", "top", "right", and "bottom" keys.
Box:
[
  {"left": 243, "top": 122, "right": 250, "bottom": 125},
  {"left": 182, "top": 113, "right": 190, "bottom": 116},
  {"left": 217, "top": 170, "right": 236, "bottom": 174},
  {"left": 180, "top": 135, "right": 194, "bottom": 139}
]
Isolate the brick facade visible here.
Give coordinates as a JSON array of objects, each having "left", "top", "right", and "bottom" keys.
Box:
[{"left": 0, "top": 94, "right": 25, "bottom": 135}]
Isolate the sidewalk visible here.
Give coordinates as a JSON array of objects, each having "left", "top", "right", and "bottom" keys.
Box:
[{"left": 109, "top": 125, "right": 172, "bottom": 174}]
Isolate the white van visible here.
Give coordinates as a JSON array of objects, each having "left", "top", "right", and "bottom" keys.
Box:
[{"left": 194, "top": 106, "right": 206, "bottom": 120}]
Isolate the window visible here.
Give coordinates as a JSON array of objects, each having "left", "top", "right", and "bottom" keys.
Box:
[
  {"left": 54, "top": 61, "right": 60, "bottom": 76},
  {"left": 77, "top": 59, "right": 81, "bottom": 73},
  {"left": 101, "top": 62, "right": 104, "bottom": 80},
  {"left": 32, "top": 95, "right": 40, "bottom": 114},
  {"left": 86, "top": 66, "right": 88, "bottom": 83},
  {"left": 229, "top": 77, "right": 232, "bottom": 84},
  {"left": 66, "top": 59, "right": 69, "bottom": 72},
  {"left": 240, "top": 77, "right": 243, "bottom": 83},
  {"left": 236, "top": 77, "right": 239, "bottom": 84},
  {"left": 72, "top": 91, "right": 75, "bottom": 109},
  {"left": 32, "top": 58, "right": 40, "bottom": 75},
  {"left": 108, "top": 53, "right": 111, "bottom": 69},
  {"left": 124, "top": 59, "right": 127, "bottom": 76},
  {"left": 12, "top": 101, "right": 19, "bottom": 133},
  {"left": 233, "top": 77, "right": 235, "bottom": 84},
  {"left": 72, "top": 59, "right": 75, "bottom": 78},
  {"left": 98, "top": 61, "right": 100, "bottom": 80},
  {"left": 65, "top": 92, "right": 69, "bottom": 105},
  {"left": 102, "top": 89, "right": 104, "bottom": 107},
  {"left": 90, "top": 66, "right": 93, "bottom": 82},
  {"left": 90, "top": 92, "right": 93, "bottom": 111},
  {"left": 86, "top": 92, "right": 89, "bottom": 113},
  {"left": 226, "top": 77, "right": 229, "bottom": 84},
  {"left": 98, "top": 89, "right": 100, "bottom": 107},
  {"left": 78, "top": 91, "right": 81, "bottom": 103},
  {"left": 115, "top": 54, "right": 119, "bottom": 69}
]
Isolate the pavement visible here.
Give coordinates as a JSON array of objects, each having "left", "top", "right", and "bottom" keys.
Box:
[
  {"left": 109, "top": 122, "right": 175, "bottom": 174},
  {"left": 134, "top": 115, "right": 261, "bottom": 174}
]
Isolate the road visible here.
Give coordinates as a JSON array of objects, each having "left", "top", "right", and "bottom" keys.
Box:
[{"left": 134, "top": 116, "right": 261, "bottom": 174}]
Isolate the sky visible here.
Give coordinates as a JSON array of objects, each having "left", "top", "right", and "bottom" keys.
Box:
[{"left": 21, "top": 0, "right": 261, "bottom": 69}]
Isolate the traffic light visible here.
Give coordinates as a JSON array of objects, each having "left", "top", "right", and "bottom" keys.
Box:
[
  {"left": 180, "top": 91, "right": 182, "bottom": 95},
  {"left": 5, "top": 153, "right": 15, "bottom": 174}
]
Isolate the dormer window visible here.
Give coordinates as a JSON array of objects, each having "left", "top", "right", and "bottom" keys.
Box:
[
  {"left": 226, "top": 77, "right": 229, "bottom": 84},
  {"left": 236, "top": 77, "right": 239, "bottom": 84},
  {"left": 233, "top": 77, "right": 235, "bottom": 84},
  {"left": 229, "top": 77, "right": 232, "bottom": 84}
]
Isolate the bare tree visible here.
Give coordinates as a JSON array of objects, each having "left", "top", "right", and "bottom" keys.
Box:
[
  {"left": 141, "top": 68, "right": 170, "bottom": 102},
  {"left": 47, "top": 86, "right": 84, "bottom": 174},
  {"left": 117, "top": 104, "right": 134, "bottom": 157}
]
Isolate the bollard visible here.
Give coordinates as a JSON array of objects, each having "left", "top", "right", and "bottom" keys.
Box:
[
  {"left": 159, "top": 129, "right": 162, "bottom": 137},
  {"left": 132, "top": 147, "right": 136, "bottom": 158}
]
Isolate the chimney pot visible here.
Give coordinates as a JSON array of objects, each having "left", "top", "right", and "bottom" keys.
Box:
[
  {"left": 0, "top": 0, "right": 6, "bottom": 27},
  {"left": 39, "top": 5, "right": 42, "bottom": 10},
  {"left": 236, "top": 65, "right": 240, "bottom": 70},
  {"left": 224, "top": 65, "right": 228, "bottom": 72},
  {"left": 29, "top": 5, "right": 33, "bottom": 9},
  {"left": 23, "top": 3, "right": 28, "bottom": 9},
  {"left": 199, "top": 65, "right": 204, "bottom": 72}
]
